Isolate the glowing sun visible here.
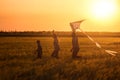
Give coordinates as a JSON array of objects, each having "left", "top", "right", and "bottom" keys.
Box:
[{"left": 91, "top": 0, "right": 117, "bottom": 19}]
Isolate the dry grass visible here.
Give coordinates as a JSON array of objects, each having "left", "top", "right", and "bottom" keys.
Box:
[{"left": 0, "top": 37, "right": 120, "bottom": 80}]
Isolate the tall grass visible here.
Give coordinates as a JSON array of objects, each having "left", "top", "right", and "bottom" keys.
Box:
[{"left": 0, "top": 37, "right": 120, "bottom": 80}]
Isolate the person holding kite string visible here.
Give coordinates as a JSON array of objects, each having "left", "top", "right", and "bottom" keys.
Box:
[
  {"left": 70, "top": 20, "right": 117, "bottom": 56},
  {"left": 70, "top": 21, "right": 85, "bottom": 58},
  {"left": 51, "top": 30, "right": 60, "bottom": 59},
  {"left": 71, "top": 31, "right": 80, "bottom": 58}
]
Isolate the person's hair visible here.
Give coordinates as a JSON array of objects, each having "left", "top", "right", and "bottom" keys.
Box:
[{"left": 36, "top": 40, "right": 40, "bottom": 43}]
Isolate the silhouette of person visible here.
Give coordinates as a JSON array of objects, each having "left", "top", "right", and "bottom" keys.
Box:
[
  {"left": 51, "top": 30, "right": 60, "bottom": 58},
  {"left": 71, "top": 31, "right": 80, "bottom": 58},
  {"left": 35, "top": 40, "right": 42, "bottom": 59}
]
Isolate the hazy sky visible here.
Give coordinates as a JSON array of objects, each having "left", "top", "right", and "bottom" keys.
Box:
[{"left": 0, "top": 0, "right": 120, "bottom": 32}]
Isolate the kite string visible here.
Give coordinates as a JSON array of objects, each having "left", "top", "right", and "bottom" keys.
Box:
[
  {"left": 79, "top": 28, "right": 117, "bottom": 56},
  {"left": 79, "top": 28, "right": 95, "bottom": 42},
  {"left": 79, "top": 28, "right": 99, "bottom": 46}
]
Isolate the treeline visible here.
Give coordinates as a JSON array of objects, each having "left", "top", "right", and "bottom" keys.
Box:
[{"left": 0, "top": 31, "right": 120, "bottom": 37}]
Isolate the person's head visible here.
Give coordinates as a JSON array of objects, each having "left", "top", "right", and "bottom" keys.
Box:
[
  {"left": 36, "top": 40, "right": 40, "bottom": 44},
  {"left": 52, "top": 30, "right": 57, "bottom": 38}
]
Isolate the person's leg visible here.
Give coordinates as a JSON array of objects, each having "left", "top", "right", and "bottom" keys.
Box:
[
  {"left": 72, "top": 49, "right": 76, "bottom": 58},
  {"left": 72, "top": 53, "right": 75, "bottom": 58},
  {"left": 73, "top": 48, "right": 77, "bottom": 56},
  {"left": 73, "top": 48, "right": 80, "bottom": 58},
  {"left": 40, "top": 50, "right": 42, "bottom": 58},
  {"left": 39, "top": 53, "right": 42, "bottom": 59},
  {"left": 39, "top": 55, "right": 42, "bottom": 59},
  {"left": 55, "top": 50, "right": 59, "bottom": 58},
  {"left": 37, "top": 52, "right": 41, "bottom": 59},
  {"left": 75, "top": 48, "right": 79, "bottom": 56},
  {"left": 51, "top": 50, "right": 55, "bottom": 57},
  {"left": 75, "top": 48, "right": 81, "bottom": 58}
]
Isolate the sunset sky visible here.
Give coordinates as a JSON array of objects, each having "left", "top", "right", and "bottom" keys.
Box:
[{"left": 0, "top": 0, "right": 120, "bottom": 32}]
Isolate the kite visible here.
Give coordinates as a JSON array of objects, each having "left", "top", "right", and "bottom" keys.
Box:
[{"left": 70, "top": 20, "right": 118, "bottom": 56}]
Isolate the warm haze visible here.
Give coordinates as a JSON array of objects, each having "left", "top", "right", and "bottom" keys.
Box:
[{"left": 0, "top": 0, "right": 120, "bottom": 32}]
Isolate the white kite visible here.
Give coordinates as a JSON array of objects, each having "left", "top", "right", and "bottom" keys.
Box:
[
  {"left": 70, "top": 20, "right": 85, "bottom": 31},
  {"left": 70, "top": 20, "right": 118, "bottom": 56}
]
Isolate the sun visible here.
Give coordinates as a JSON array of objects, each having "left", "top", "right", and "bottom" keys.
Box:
[{"left": 91, "top": 0, "right": 117, "bottom": 20}]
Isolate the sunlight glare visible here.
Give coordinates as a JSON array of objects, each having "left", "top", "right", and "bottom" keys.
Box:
[{"left": 91, "top": 0, "right": 117, "bottom": 19}]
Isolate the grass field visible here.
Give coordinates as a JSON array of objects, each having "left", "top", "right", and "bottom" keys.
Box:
[{"left": 0, "top": 37, "right": 120, "bottom": 80}]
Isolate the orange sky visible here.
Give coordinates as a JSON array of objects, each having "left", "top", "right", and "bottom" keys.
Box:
[{"left": 0, "top": 0, "right": 120, "bottom": 32}]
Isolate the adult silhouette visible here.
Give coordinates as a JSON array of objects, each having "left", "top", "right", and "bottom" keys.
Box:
[
  {"left": 71, "top": 31, "right": 80, "bottom": 58},
  {"left": 51, "top": 30, "right": 60, "bottom": 59}
]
